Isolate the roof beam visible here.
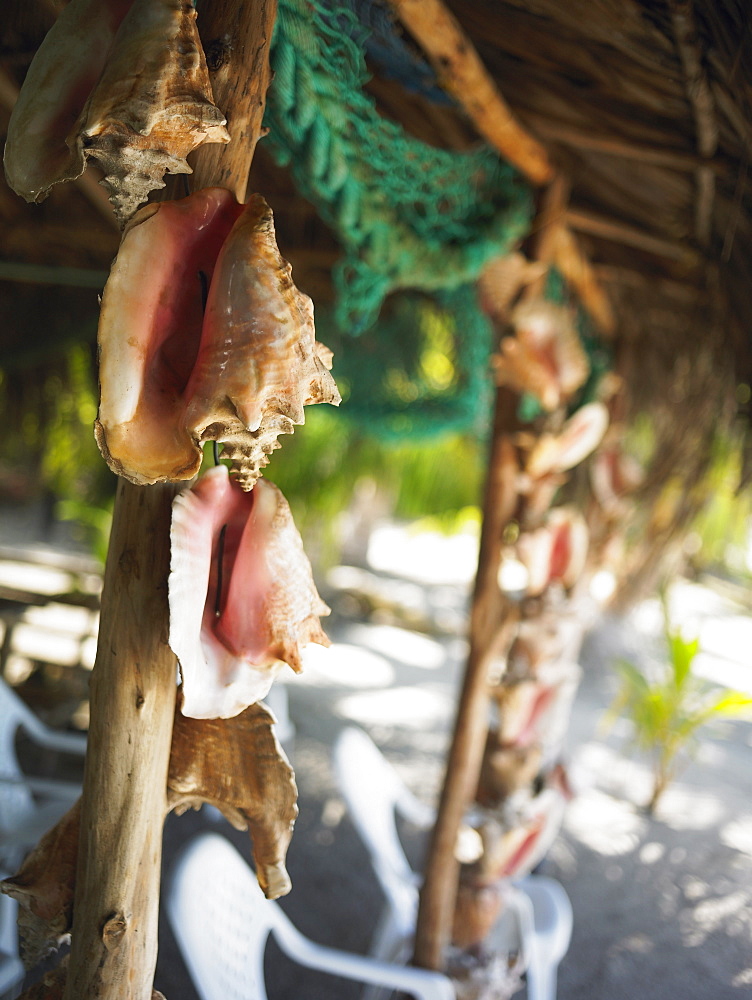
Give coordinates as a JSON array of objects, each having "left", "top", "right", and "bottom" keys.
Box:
[
  {"left": 387, "top": 0, "right": 554, "bottom": 186},
  {"left": 566, "top": 208, "right": 701, "bottom": 265},
  {"left": 669, "top": 0, "right": 719, "bottom": 248},
  {"left": 387, "top": 0, "right": 615, "bottom": 336},
  {"left": 523, "top": 113, "right": 721, "bottom": 173}
]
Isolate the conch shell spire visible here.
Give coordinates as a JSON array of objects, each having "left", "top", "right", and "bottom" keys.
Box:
[
  {"left": 73, "top": 0, "right": 230, "bottom": 222},
  {"left": 183, "top": 194, "right": 341, "bottom": 490}
]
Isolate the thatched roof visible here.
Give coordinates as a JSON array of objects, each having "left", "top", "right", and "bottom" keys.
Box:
[{"left": 1, "top": 0, "right": 750, "bottom": 432}]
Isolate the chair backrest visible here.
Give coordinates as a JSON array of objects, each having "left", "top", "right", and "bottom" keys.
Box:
[
  {"left": 0, "top": 678, "right": 86, "bottom": 852},
  {"left": 168, "top": 834, "right": 273, "bottom": 1000},
  {"left": 333, "top": 727, "right": 432, "bottom": 927},
  {"left": 0, "top": 891, "right": 24, "bottom": 998},
  {"left": 332, "top": 726, "right": 573, "bottom": 1000},
  {"left": 0, "top": 680, "right": 37, "bottom": 835},
  {"left": 167, "top": 833, "right": 455, "bottom": 1000}
]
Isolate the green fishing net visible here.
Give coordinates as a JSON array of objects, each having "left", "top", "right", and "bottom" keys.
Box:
[
  {"left": 317, "top": 285, "right": 494, "bottom": 439},
  {"left": 262, "top": 0, "right": 534, "bottom": 437}
]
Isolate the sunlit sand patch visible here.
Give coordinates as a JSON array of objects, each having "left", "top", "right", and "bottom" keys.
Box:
[
  {"left": 343, "top": 622, "right": 446, "bottom": 670},
  {"left": 720, "top": 815, "right": 752, "bottom": 855},
  {"left": 335, "top": 685, "right": 454, "bottom": 728},
  {"left": 0, "top": 561, "right": 71, "bottom": 595},
  {"left": 563, "top": 788, "right": 647, "bottom": 856},
  {"left": 680, "top": 890, "right": 752, "bottom": 948},
  {"left": 572, "top": 742, "right": 653, "bottom": 805},
  {"left": 654, "top": 786, "right": 725, "bottom": 831},
  {"left": 638, "top": 841, "right": 665, "bottom": 864},
  {"left": 367, "top": 523, "right": 479, "bottom": 585},
  {"left": 298, "top": 642, "right": 395, "bottom": 688}
]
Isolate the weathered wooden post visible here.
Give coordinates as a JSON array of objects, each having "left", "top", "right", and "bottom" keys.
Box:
[{"left": 64, "top": 4, "right": 277, "bottom": 997}]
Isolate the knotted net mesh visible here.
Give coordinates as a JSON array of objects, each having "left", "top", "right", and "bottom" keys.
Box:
[{"left": 263, "top": 0, "right": 535, "bottom": 436}]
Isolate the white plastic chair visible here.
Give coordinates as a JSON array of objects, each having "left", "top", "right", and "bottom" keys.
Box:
[
  {"left": 0, "top": 677, "right": 86, "bottom": 869},
  {"left": 332, "top": 725, "right": 433, "bottom": 965},
  {"left": 167, "top": 832, "right": 455, "bottom": 1000},
  {"left": 333, "top": 726, "right": 573, "bottom": 1000},
  {"left": 0, "top": 678, "right": 86, "bottom": 998},
  {"left": 520, "top": 876, "right": 573, "bottom": 1000},
  {"left": 0, "top": 887, "right": 24, "bottom": 1000}
]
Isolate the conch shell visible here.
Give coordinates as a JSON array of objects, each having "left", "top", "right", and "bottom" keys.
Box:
[
  {"left": 476, "top": 741, "right": 543, "bottom": 805},
  {"left": 73, "top": 0, "right": 230, "bottom": 221},
  {"left": 515, "top": 507, "right": 589, "bottom": 595},
  {"left": 168, "top": 702, "right": 298, "bottom": 899},
  {"left": 95, "top": 187, "right": 242, "bottom": 482},
  {"left": 0, "top": 703, "right": 297, "bottom": 961},
  {"left": 169, "top": 466, "right": 330, "bottom": 720},
  {"left": 591, "top": 440, "right": 643, "bottom": 516},
  {"left": 95, "top": 189, "right": 339, "bottom": 488},
  {"left": 493, "top": 299, "right": 589, "bottom": 411},
  {"left": 3, "top": 0, "right": 129, "bottom": 204},
  {"left": 524, "top": 401, "right": 609, "bottom": 479},
  {"left": 182, "top": 194, "right": 340, "bottom": 490},
  {"left": 476, "top": 768, "right": 570, "bottom": 880},
  {"left": 4, "top": 0, "right": 228, "bottom": 221},
  {"left": 507, "top": 612, "right": 585, "bottom": 675},
  {"left": 493, "top": 661, "right": 582, "bottom": 758},
  {"left": 478, "top": 253, "right": 548, "bottom": 323}
]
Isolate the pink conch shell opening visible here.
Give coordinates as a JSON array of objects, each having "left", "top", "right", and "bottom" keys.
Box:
[
  {"left": 493, "top": 299, "right": 589, "bottom": 411},
  {"left": 516, "top": 507, "right": 589, "bottom": 595},
  {"left": 480, "top": 783, "right": 568, "bottom": 881},
  {"left": 95, "top": 188, "right": 243, "bottom": 484},
  {"left": 95, "top": 190, "right": 340, "bottom": 488},
  {"left": 169, "top": 466, "right": 330, "bottom": 719},
  {"left": 4, "top": 0, "right": 228, "bottom": 221},
  {"left": 591, "top": 441, "right": 644, "bottom": 515},
  {"left": 494, "top": 661, "right": 582, "bottom": 755}
]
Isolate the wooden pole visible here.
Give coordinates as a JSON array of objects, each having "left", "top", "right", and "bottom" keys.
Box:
[
  {"left": 527, "top": 177, "right": 616, "bottom": 335},
  {"left": 63, "top": 3, "right": 277, "bottom": 998},
  {"left": 413, "top": 179, "right": 586, "bottom": 969},
  {"left": 387, "top": 0, "right": 553, "bottom": 187},
  {"left": 413, "top": 387, "right": 519, "bottom": 970}
]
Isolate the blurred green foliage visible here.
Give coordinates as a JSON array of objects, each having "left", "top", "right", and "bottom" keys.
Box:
[
  {"left": 0, "top": 343, "right": 113, "bottom": 560},
  {"left": 687, "top": 428, "right": 752, "bottom": 576},
  {"left": 621, "top": 409, "right": 752, "bottom": 580},
  {"left": 254, "top": 406, "right": 484, "bottom": 563}
]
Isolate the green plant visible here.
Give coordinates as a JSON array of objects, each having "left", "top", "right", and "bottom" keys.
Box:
[
  {"left": 607, "top": 594, "right": 752, "bottom": 813},
  {"left": 56, "top": 496, "right": 114, "bottom": 566}
]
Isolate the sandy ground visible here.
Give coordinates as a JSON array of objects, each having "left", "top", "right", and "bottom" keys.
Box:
[
  {"left": 154, "top": 562, "right": 752, "bottom": 1000},
  {"left": 4, "top": 511, "right": 752, "bottom": 999}
]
